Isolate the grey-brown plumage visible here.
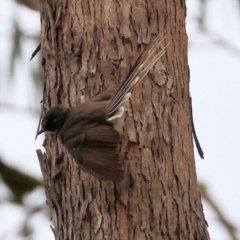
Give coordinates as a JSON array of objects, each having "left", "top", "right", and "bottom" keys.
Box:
[{"left": 37, "top": 33, "right": 169, "bottom": 181}]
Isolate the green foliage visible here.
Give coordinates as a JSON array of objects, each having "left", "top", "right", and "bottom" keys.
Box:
[
  {"left": 0, "top": 158, "right": 42, "bottom": 204},
  {"left": 10, "top": 20, "right": 22, "bottom": 79}
]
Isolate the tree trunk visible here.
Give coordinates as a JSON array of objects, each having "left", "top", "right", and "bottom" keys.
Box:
[{"left": 37, "top": 0, "right": 210, "bottom": 239}]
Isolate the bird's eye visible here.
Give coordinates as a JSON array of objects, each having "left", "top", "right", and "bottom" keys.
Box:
[{"left": 52, "top": 118, "right": 57, "bottom": 122}]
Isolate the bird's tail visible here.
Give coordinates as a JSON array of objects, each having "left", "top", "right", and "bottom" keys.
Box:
[{"left": 107, "top": 32, "right": 169, "bottom": 121}]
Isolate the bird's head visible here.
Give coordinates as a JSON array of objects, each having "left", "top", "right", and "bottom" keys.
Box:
[{"left": 37, "top": 105, "right": 69, "bottom": 137}]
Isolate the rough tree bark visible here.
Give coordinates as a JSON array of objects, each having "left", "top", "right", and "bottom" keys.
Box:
[{"left": 37, "top": 0, "right": 210, "bottom": 239}]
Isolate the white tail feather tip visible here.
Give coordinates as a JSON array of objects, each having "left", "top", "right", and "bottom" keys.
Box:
[{"left": 107, "top": 106, "right": 125, "bottom": 121}]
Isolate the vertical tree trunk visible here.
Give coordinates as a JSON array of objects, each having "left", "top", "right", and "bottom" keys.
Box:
[{"left": 37, "top": 0, "right": 209, "bottom": 239}]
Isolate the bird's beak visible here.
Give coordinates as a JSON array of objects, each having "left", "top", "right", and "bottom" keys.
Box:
[
  {"left": 35, "top": 128, "right": 44, "bottom": 140},
  {"left": 38, "top": 129, "right": 44, "bottom": 135}
]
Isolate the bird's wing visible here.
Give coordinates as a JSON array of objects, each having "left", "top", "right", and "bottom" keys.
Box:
[
  {"left": 64, "top": 124, "right": 124, "bottom": 181},
  {"left": 108, "top": 32, "right": 169, "bottom": 120}
]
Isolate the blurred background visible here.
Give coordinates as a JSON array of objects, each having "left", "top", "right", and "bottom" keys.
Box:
[{"left": 0, "top": 0, "right": 239, "bottom": 239}]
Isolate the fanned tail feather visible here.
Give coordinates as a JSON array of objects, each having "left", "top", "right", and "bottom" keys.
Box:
[{"left": 108, "top": 32, "right": 170, "bottom": 120}]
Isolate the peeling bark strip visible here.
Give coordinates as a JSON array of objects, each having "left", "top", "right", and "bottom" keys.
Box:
[{"left": 37, "top": 1, "right": 209, "bottom": 240}]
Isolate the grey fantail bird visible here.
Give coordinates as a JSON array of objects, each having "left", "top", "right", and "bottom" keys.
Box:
[{"left": 37, "top": 33, "right": 169, "bottom": 181}]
